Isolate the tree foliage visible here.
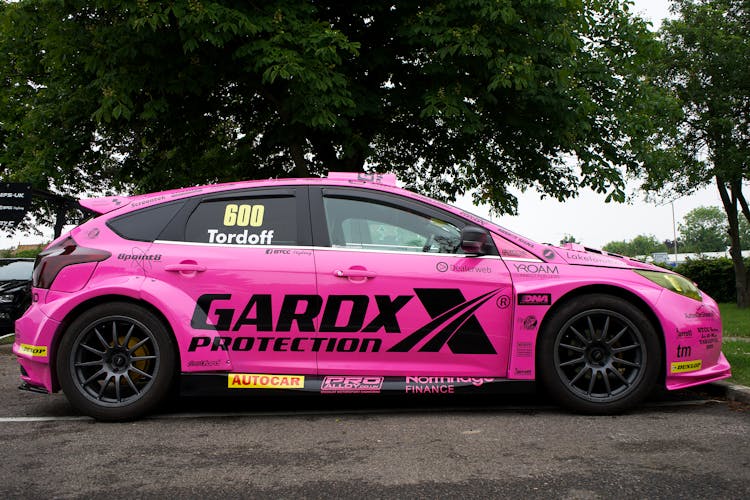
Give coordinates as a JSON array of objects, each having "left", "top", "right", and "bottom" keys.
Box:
[
  {"left": 559, "top": 234, "right": 579, "bottom": 245},
  {"left": 645, "top": 0, "right": 750, "bottom": 306},
  {"left": 602, "top": 234, "right": 665, "bottom": 257},
  {"left": 2, "top": 0, "right": 676, "bottom": 232},
  {"left": 678, "top": 206, "right": 729, "bottom": 253}
]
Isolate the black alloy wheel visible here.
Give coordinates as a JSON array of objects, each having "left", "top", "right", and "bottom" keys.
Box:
[
  {"left": 538, "top": 294, "right": 661, "bottom": 413},
  {"left": 57, "top": 302, "right": 175, "bottom": 421}
]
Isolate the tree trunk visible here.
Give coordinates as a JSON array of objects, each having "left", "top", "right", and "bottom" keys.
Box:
[
  {"left": 289, "top": 142, "right": 309, "bottom": 178},
  {"left": 53, "top": 203, "right": 67, "bottom": 239},
  {"left": 716, "top": 176, "right": 750, "bottom": 308}
]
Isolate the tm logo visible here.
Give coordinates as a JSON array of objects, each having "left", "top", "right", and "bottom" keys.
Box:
[{"left": 676, "top": 344, "right": 692, "bottom": 358}]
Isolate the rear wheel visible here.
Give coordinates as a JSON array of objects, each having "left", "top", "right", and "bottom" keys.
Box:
[
  {"left": 537, "top": 294, "right": 661, "bottom": 413},
  {"left": 56, "top": 302, "right": 176, "bottom": 421}
]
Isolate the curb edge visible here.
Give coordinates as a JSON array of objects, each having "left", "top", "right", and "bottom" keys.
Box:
[{"left": 707, "top": 381, "right": 750, "bottom": 405}]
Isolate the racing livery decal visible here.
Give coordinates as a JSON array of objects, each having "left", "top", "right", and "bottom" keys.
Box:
[
  {"left": 18, "top": 344, "right": 47, "bottom": 357},
  {"left": 321, "top": 376, "right": 384, "bottom": 394},
  {"left": 228, "top": 373, "right": 305, "bottom": 389},
  {"left": 405, "top": 376, "right": 495, "bottom": 394},
  {"left": 670, "top": 360, "right": 703, "bottom": 373},
  {"left": 188, "top": 288, "right": 501, "bottom": 355}
]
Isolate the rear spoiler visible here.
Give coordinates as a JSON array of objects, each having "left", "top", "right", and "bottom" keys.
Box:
[{"left": 79, "top": 196, "right": 130, "bottom": 215}]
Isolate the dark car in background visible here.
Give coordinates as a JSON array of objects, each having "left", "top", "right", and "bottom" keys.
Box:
[{"left": 0, "top": 258, "right": 33, "bottom": 335}]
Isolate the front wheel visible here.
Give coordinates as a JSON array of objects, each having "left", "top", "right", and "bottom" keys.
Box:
[
  {"left": 56, "top": 302, "right": 176, "bottom": 421},
  {"left": 537, "top": 295, "right": 661, "bottom": 414}
]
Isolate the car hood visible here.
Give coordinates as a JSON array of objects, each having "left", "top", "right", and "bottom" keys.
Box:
[
  {"left": 0, "top": 280, "right": 29, "bottom": 294},
  {"left": 550, "top": 243, "right": 667, "bottom": 272}
]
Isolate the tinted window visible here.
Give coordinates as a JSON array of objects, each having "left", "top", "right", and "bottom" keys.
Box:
[
  {"left": 323, "top": 197, "right": 462, "bottom": 253},
  {"left": 0, "top": 260, "right": 33, "bottom": 280},
  {"left": 185, "top": 196, "right": 297, "bottom": 246},
  {"left": 107, "top": 201, "right": 184, "bottom": 242}
]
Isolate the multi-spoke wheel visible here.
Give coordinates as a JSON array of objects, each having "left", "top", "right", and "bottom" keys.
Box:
[
  {"left": 57, "top": 302, "right": 175, "bottom": 421},
  {"left": 538, "top": 295, "right": 661, "bottom": 413}
]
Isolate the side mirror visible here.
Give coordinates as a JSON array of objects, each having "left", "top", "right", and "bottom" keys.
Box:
[{"left": 460, "top": 226, "right": 488, "bottom": 255}]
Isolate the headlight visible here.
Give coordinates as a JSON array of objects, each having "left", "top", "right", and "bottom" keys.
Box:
[
  {"left": 0, "top": 294, "right": 15, "bottom": 304},
  {"left": 634, "top": 270, "right": 702, "bottom": 301}
]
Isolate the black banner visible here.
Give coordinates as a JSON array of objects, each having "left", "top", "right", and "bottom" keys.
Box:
[{"left": 0, "top": 183, "right": 32, "bottom": 223}]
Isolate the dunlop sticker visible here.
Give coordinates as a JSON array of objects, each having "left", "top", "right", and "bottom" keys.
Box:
[
  {"left": 228, "top": 373, "right": 304, "bottom": 389},
  {"left": 19, "top": 344, "right": 48, "bottom": 357},
  {"left": 670, "top": 360, "right": 702, "bottom": 373}
]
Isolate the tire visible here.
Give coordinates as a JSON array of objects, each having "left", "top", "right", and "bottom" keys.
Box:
[
  {"left": 537, "top": 294, "right": 661, "bottom": 414},
  {"left": 56, "top": 302, "right": 176, "bottom": 421}
]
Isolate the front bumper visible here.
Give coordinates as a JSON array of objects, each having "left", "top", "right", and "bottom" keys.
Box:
[
  {"left": 666, "top": 352, "right": 731, "bottom": 390},
  {"left": 655, "top": 290, "right": 732, "bottom": 390}
]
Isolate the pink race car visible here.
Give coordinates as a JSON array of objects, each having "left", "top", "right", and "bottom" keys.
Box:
[{"left": 14, "top": 173, "right": 731, "bottom": 420}]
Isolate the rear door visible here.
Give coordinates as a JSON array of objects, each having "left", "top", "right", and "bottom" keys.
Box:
[
  {"left": 310, "top": 187, "right": 514, "bottom": 377},
  {"left": 143, "top": 187, "right": 318, "bottom": 375}
]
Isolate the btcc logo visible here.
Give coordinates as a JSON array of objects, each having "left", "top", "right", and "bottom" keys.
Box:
[{"left": 189, "top": 288, "right": 501, "bottom": 355}]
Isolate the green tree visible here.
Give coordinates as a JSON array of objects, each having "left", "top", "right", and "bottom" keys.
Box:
[
  {"left": 644, "top": 0, "right": 750, "bottom": 307},
  {"left": 678, "top": 206, "right": 728, "bottom": 253},
  {"left": 1, "top": 1, "right": 676, "bottom": 232},
  {"left": 740, "top": 217, "right": 750, "bottom": 250},
  {"left": 559, "top": 234, "right": 579, "bottom": 245},
  {"left": 602, "top": 234, "right": 665, "bottom": 257}
]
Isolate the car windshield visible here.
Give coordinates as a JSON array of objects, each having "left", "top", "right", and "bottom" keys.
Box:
[{"left": 0, "top": 261, "right": 33, "bottom": 280}]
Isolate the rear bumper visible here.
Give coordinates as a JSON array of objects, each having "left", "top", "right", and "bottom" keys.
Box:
[{"left": 12, "top": 304, "right": 61, "bottom": 393}]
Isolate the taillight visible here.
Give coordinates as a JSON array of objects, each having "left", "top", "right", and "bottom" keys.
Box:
[{"left": 32, "top": 237, "right": 111, "bottom": 289}]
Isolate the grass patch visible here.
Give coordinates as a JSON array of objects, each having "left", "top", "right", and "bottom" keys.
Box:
[
  {"left": 724, "top": 340, "right": 750, "bottom": 387},
  {"left": 0, "top": 334, "right": 14, "bottom": 345},
  {"left": 718, "top": 303, "right": 750, "bottom": 338}
]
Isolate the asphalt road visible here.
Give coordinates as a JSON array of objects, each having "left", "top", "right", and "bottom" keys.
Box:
[{"left": 2, "top": 344, "right": 749, "bottom": 499}]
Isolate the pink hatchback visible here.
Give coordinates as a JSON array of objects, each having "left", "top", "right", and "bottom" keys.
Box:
[{"left": 14, "top": 173, "right": 731, "bottom": 420}]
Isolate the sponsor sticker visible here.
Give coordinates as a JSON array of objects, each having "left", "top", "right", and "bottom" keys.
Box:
[
  {"left": 19, "top": 344, "right": 47, "bottom": 357},
  {"left": 405, "top": 376, "right": 495, "bottom": 394},
  {"left": 671, "top": 360, "right": 702, "bottom": 373},
  {"left": 321, "top": 376, "right": 384, "bottom": 394},
  {"left": 512, "top": 263, "right": 560, "bottom": 280},
  {"left": 227, "top": 373, "right": 305, "bottom": 389},
  {"left": 517, "top": 293, "right": 551, "bottom": 306},
  {"left": 516, "top": 341, "right": 533, "bottom": 357}
]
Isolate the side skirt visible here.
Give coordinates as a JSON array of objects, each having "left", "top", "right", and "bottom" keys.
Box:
[{"left": 180, "top": 373, "right": 535, "bottom": 397}]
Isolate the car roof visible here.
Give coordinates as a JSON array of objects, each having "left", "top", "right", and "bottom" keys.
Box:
[{"left": 80, "top": 173, "right": 406, "bottom": 215}]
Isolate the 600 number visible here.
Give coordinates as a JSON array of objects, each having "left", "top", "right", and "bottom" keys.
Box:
[{"left": 223, "top": 204, "right": 264, "bottom": 227}]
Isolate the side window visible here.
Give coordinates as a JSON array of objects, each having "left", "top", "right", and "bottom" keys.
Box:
[
  {"left": 185, "top": 196, "right": 297, "bottom": 246},
  {"left": 107, "top": 201, "right": 185, "bottom": 242},
  {"left": 323, "top": 197, "right": 463, "bottom": 253}
]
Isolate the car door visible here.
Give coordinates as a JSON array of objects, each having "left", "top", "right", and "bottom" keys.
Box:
[
  {"left": 310, "top": 186, "right": 513, "bottom": 377},
  {"left": 143, "top": 187, "right": 318, "bottom": 375}
]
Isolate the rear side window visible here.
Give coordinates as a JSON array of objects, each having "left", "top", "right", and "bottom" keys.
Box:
[
  {"left": 107, "top": 201, "right": 184, "bottom": 242},
  {"left": 185, "top": 196, "right": 297, "bottom": 246}
]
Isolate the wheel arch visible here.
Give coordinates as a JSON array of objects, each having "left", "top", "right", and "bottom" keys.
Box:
[
  {"left": 49, "top": 294, "right": 180, "bottom": 392},
  {"left": 535, "top": 284, "right": 667, "bottom": 384}
]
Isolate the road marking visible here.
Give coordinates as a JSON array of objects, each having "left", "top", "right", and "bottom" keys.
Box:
[
  {"left": 0, "top": 399, "right": 723, "bottom": 422},
  {"left": 0, "top": 416, "right": 92, "bottom": 422}
]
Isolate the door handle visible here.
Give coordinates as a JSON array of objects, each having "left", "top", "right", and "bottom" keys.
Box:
[
  {"left": 165, "top": 264, "right": 207, "bottom": 272},
  {"left": 334, "top": 269, "right": 377, "bottom": 279}
]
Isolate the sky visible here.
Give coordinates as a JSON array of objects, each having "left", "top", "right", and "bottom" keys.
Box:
[
  {"left": 3, "top": 0, "right": 726, "bottom": 250},
  {"left": 459, "top": 0, "right": 726, "bottom": 249}
]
